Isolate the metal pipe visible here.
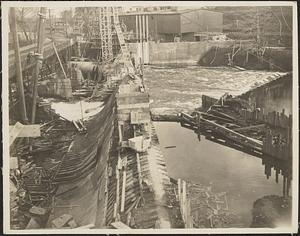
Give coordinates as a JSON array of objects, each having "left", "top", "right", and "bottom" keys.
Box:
[
  {"left": 135, "top": 15, "right": 138, "bottom": 41},
  {"left": 146, "top": 15, "right": 149, "bottom": 41},
  {"left": 142, "top": 15, "right": 146, "bottom": 42},
  {"left": 9, "top": 8, "right": 28, "bottom": 123},
  {"left": 31, "top": 7, "right": 47, "bottom": 124},
  {"left": 138, "top": 15, "right": 142, "bottom": 43}
]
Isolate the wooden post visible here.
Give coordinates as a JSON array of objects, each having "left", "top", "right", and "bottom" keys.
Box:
[
  {"left": 136, "top": 153, "right": 144, "bottom": 201},
  {"left": 177, "top": 178, "right": 181, "bottom": 202},
  {"left": 182, "top": 180, "right": 187, "bottom": 224},
  {"left": 9, "top": 8, "right": 28, "bottom": 123},
  {"left": 31, "top": 7, "right": 47, "bottom": 124},
  {"left": 118, "top": 124, "right": 123, "bottom": 142},
  {"left": 286, "top": 178, "right": 290, "bottom": 197},
  {"left": 53, "top": 42, "right": 67, "bottom": 80},
  {"left": 188, "top": 198, "right": 193, "bottom": 228},
  {"left": 283, "top": 176, "right": 286, "bottom": 197},
  {"left": 114, "top": 158, "right": 120, "bottom": 218},
  {"left": 120, "top": 157, "right": 127, "bottom": 212}
]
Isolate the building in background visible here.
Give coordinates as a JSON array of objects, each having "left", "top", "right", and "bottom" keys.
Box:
[{"left": 119, "top": 9, "right": 223, "bottom": 42}]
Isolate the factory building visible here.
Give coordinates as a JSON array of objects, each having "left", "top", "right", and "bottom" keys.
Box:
[{"left": 119, "top": 9, "right": 223, "bottom": 42}]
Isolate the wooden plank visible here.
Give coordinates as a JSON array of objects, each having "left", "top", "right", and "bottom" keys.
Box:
[
  {"left": 118, "top": 102, "right": 149, "bottom": 110},
  {"left": 9, "top": 124, "right": 41, "bottom": 138},
  {"left": 120, "top": 157, "right": 127, "bottom": 212},
  {"left": 197, "top": 111, "right": 233, "bottom": 123},
  {"left": 111, "top": 221, "right": 131, "bottom": 229},
  {"left": 136, "top": 153, "right": 144, "bottom": 199},
  {"left": 182, "top": 180, "right": 187, "bottom": 224},
  {"left": 233, "top": 124, "right": 265, "bottom": 131},
  {"left": 114, "top": 160, "right": 120, "bottom": 218},
  {"left": 200, "top": 117, "right": 263, "bottom": 150},
  {"left": 10, "top": 156, "right": 18, "bottom": 169},
  {"left": 73, "top": 223, "right": 95, "bottom": 229},
  {"left": 177, "top": 178, "right": 181, "bottom": 201},
  {"left": 9, "top": 122, "right": 24, "bottom": 145},
  {"left": 209, "top": 110, "right": 236, "bottom": 121}
]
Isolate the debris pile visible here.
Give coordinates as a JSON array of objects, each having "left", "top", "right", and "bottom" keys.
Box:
[{"left": 9, "top": 103, "right": 78, "bottom": 229}]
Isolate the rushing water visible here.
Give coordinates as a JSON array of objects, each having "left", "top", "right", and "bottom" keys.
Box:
[
  {"left": 144, "top": 65, "right": 287, "bottom": 115},
  {"left": 154, "top": 122, "right": 285, "bottom": 227}
]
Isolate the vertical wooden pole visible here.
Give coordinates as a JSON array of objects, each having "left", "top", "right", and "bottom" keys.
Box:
[
  {"left": 9, "top": 8, "right": 28, "bottom": 123},
  {"left": 114, "top": 160, "right": 120, "bottom": 218},
  {"left": 52, "top": 42, "right": 68, "bottom": 80},
  {"left": 286, "top": 178, "right": 290, "bottom": 197},
  {"left": 182, "top": 180, "right": 187, "bottom": 224},
  {"left": 118, "top": 123, "right": 123, "bottom": 142},
  {"left": 120, "top": 157, "right": 127, "bottom": 212},
  {"left": 31, "top": 7, "right": 47, "bottom": 124},
  {"left": 177, "top": 178, "right": 181, "bottom": 201},
  {"left": 283, "top": 176, "right": 286, "bottom": 197}
]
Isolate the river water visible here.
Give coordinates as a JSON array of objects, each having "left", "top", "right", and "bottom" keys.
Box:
[
  {"left": 144, "top": 65, "right": 288, "bottom": 227},
  {"left": 144, "top": 65, "right": 287, "bottom": 115},
  {"left": 154, "top": 122, "right": 283, "bottom": 227}
]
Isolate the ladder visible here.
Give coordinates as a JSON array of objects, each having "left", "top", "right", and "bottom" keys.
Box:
[{"left": 112, "top": 8, "right": 132, "bottom": 66}]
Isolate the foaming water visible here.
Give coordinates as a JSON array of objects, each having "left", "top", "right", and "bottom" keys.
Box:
[{"left": 144, "top": 66, "right": 286, "bottom": 115}]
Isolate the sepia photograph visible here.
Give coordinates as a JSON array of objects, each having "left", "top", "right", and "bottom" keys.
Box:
[{"left": 2, "top": 1, "right": 298, "bottom": 234}]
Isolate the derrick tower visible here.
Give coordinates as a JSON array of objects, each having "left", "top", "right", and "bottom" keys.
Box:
[{"left": 99, "top": 7, "right": 113, "bottom": 61}]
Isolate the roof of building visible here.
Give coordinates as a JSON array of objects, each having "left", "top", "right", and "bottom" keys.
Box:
[{"left": 120, "top": 8, "right": 223, "bottom": 16}]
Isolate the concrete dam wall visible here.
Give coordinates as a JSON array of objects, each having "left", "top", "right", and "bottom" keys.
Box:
[
  {"left": 128, "top": 41, "right": 292, "bottom": 71},
  {"left": 128, "top": 41, "right": 233, "bottom": 65}
]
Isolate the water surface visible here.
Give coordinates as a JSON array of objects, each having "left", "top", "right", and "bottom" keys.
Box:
[
  {"left": 144, "top": 65, "right": 286, "bottom": 115},
  {"left": 154, "top": 122, "right": 283, "bottom": 227}
]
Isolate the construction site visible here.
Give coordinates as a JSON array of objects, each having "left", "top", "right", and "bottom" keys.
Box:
[{"left": 5, "top": 4, "right": 295, "bottom": 232}]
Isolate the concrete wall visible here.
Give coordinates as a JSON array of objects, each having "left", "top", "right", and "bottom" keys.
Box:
[{"left": 147, "top": 41, "right": 232, "bottom": 65}]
